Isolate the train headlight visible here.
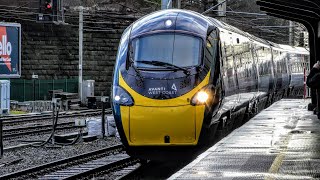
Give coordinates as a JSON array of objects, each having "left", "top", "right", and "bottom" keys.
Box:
[
  {"left": 165, "top": 20, "right": 173, "bottom": 27},
  {"left": 196, "top": 91, "right": 209, "bottom": 103},
  {"left": 191, "top": 85, "right": 214, "bottom": 106},
  {"left": 112, "top": 86, "right": 134, "bottom": 106}
]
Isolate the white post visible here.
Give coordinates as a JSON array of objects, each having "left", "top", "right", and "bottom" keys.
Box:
[
  {"left": 79, "top": 6, "right": 83, "bottom": 103},
  {"left": 289, "top": 21, "right": 294, "bottom": 46},
  {"left": 218, "top": 0, "right": 226, "bottom": 17},
  {"left": 318, "top": 21, "right": 320, "bottom": 38},
  {"left": 177, "top": 0, "right": 181, "bottom": 9}
]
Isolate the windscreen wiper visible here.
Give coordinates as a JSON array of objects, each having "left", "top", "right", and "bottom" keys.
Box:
[
  {"left": 136, "top": 60, "right": 190, "bottom": 75},
  {"left": 129, "top": 57, "right": 144, "bottom": 82}
]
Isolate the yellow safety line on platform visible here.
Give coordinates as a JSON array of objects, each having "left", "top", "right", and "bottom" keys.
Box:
[{"left": 265, "top": 134, "right": 292, "bottom": 180}]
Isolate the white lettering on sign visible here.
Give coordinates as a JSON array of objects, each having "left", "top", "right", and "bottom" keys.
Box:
[
  {"left": 0, "top": 35, "right": 12, "bottom": 56},
  {"left": 171, "top": 83, "right": 177, "bottom": 91},
  {"left": 148, "top": 87, "right": 166, "bottom": 91},
  {"left": 147, "top": 84, "right": 178, "bottom": 96}
]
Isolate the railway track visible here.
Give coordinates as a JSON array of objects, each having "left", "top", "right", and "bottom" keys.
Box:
[
  {"left": 1, "top": 109, "right": 111, "bottom": 140},
  {"left": 1, "top": 109, "right": 112, "bottom": 126},
  {"left": 0, "top": 144, "right": 140, "bottom": 180},
  {"left": 2, "top": 122, "right": 76, "bottom": 139}
]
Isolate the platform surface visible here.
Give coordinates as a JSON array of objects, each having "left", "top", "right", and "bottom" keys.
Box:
[{"left": 169, "top": 99, "right": 320, "bottom": 179}]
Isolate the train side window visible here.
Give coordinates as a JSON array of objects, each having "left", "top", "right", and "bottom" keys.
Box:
[
  {"left": 206, "top": 33, "right": 218, "bottom": 60},
  {"left": 206, "top": 39, "right": 214, "bottom": 58}
]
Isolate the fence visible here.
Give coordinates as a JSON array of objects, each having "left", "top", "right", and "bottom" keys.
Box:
[{"left": 10, "top": 79, "right": 78, "bottom": 102}]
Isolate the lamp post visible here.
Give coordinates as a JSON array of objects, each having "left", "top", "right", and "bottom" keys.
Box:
[{"left": 79, "top": 6, "right": 83, "bottom": 104}]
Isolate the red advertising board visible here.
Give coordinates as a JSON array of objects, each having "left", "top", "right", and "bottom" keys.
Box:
[{"left": 0, "top": 23, "right": 21, "bottom": 78}]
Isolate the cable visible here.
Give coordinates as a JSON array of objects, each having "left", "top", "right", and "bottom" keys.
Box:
[
  {"left": 0, "top": 6, "right": 137, "bottom": 25},
  {"left": 20, "top": 103, "right": 84, "bottom": 147},
  {"left": 143, "top": 0, "right": 161, "bottom": 6},
  {"left": 0, "top": 15, "right": 37, "bottom": 22},
  {"left": 0, "top": 13, "right": 120, "bottom": 31},
  {"left": 225, "top": 18, "right": 289, "bottom": 37},
  {"left": 0, "top": 4, "right": 38, "bottom": 10},
  {"left": 0, "top": 7, "right": 136, "bottom": 31},
  {"left": 20, "top": 103, "right": 61, "bottom": 147},
  {"left": 223, "top": 6, "right": 292, "bottom": 43},
  {"left": 84, "top": 29, "right": 121, "bottom": 32},
  {"left": 1, "top": 1, "right": 34, "bottom": 17}
]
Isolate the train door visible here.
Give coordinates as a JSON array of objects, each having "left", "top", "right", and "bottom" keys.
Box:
[
  {"left": 254, "top": 45, "right": 273, "bottom": 95},
  {"left": 245, "top": 43, "right": 258, "bottom": 92},
  {"left": 272, "top": 49, "right": 283, "bottom": 98},
  {"left": 231, "top": 34, "right": 240, "bottom": 92},
  {"left": 206, "top": 30, "right": 220, "bottom": 86},
  {"left": 251, "top": 43, "right": 260, "bottom": 91},
  {"left": 268, "top": 47, "right": 276, "bottom": 98},
  {"left": 220, "top": 31, "right": 238, "bottom": 97},
  {"left": 234, "top": 36, "right": 257, "bottom": 93},
  {"left": 281, "top": 51, "right": 290, "bottom": 95},
  {"left": 233, "top": 35, "right": 242, "bottom": 93},
  {"left": 252, "top": 44, "right": 261, "bottom": 92},
  {"left": 206, "top": 29, "right": 222, "bottom": 106}
]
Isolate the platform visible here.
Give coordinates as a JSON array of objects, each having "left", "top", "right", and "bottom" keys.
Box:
[{"left": 169, "top": 99, "right": 320, "bottom": 179}]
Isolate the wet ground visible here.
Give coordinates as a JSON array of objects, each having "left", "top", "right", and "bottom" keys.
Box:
[{"left": 169, "top": 99, "right": 320, "bottom": 179}]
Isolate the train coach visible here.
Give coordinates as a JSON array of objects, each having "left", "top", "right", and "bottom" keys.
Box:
[{"left": 111, "top": 9, "right": 309, "bottom": 158}]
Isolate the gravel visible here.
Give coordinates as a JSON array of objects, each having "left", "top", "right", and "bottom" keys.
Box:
[
  {"left": 2, "top": 115, "right": 103, "bottom": 146},
  {"left": 0, "top": 115, "right": 121, "bottom": 176},
  {"left": 0, "top": 137, "right": 121, "bottom": 176}
]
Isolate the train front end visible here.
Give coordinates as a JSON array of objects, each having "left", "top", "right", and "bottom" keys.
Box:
[{"left": 111, "top": 10, "right": 220, "bottom": 154}]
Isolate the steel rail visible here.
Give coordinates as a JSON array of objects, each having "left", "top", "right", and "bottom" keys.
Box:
[
  {"left": 1, "top": 109, "right": 98, "bottom": 120},
  {"left": 2, "top": 109, "right": 111, "bottom": 126},
  {"left": 3, "top": 122, "right": 75, "bottom": 139},
  {"left": 115, "top": 163, "right": 143, "bottom": 180},
  {"left": 3, "top": 126, "right": 76, "bottom": 139},
  {"left": 0, "top": 144, "right": 124, "bottom": 179},
  {"left": 58, "top": 155, "right": 139, "bottom": 180}
]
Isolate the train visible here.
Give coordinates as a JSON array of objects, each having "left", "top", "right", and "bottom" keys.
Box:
[{"left": 111, "top": 9, "right": 309, "bottom": 158}]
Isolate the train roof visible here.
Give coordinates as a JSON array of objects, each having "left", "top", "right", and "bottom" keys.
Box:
[
  {"left": 129, "top": 9, "right": 308, "bottom": 54},
  {"left": 206, "top": 16, "right": 272, "bottom": 46},
  {"left": 278, "top": 44, "right": 309, "bottom": 54},
  {"left": 130, "top": 9, "right": 213, "bottom": 40}
]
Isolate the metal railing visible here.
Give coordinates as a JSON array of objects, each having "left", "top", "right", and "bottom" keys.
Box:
[{"left": 10, "top": 79, "right": 78, "bottom": 102}]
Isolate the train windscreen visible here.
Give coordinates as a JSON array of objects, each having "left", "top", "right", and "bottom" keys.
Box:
[{"left": 132, "top": 33, "right": 202, "bottom": 68}]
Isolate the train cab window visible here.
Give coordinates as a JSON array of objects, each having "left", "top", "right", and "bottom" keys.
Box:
[
  {"left": 132, "top": 33, "right": 202, "bottom": 69},
  {"left": 206, "top": 32, "right": 218, "bottom": 62}
]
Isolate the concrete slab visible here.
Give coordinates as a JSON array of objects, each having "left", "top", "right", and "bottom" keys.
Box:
[{"left": 169, "top": 99, "right": 320, "bottom": 179}]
